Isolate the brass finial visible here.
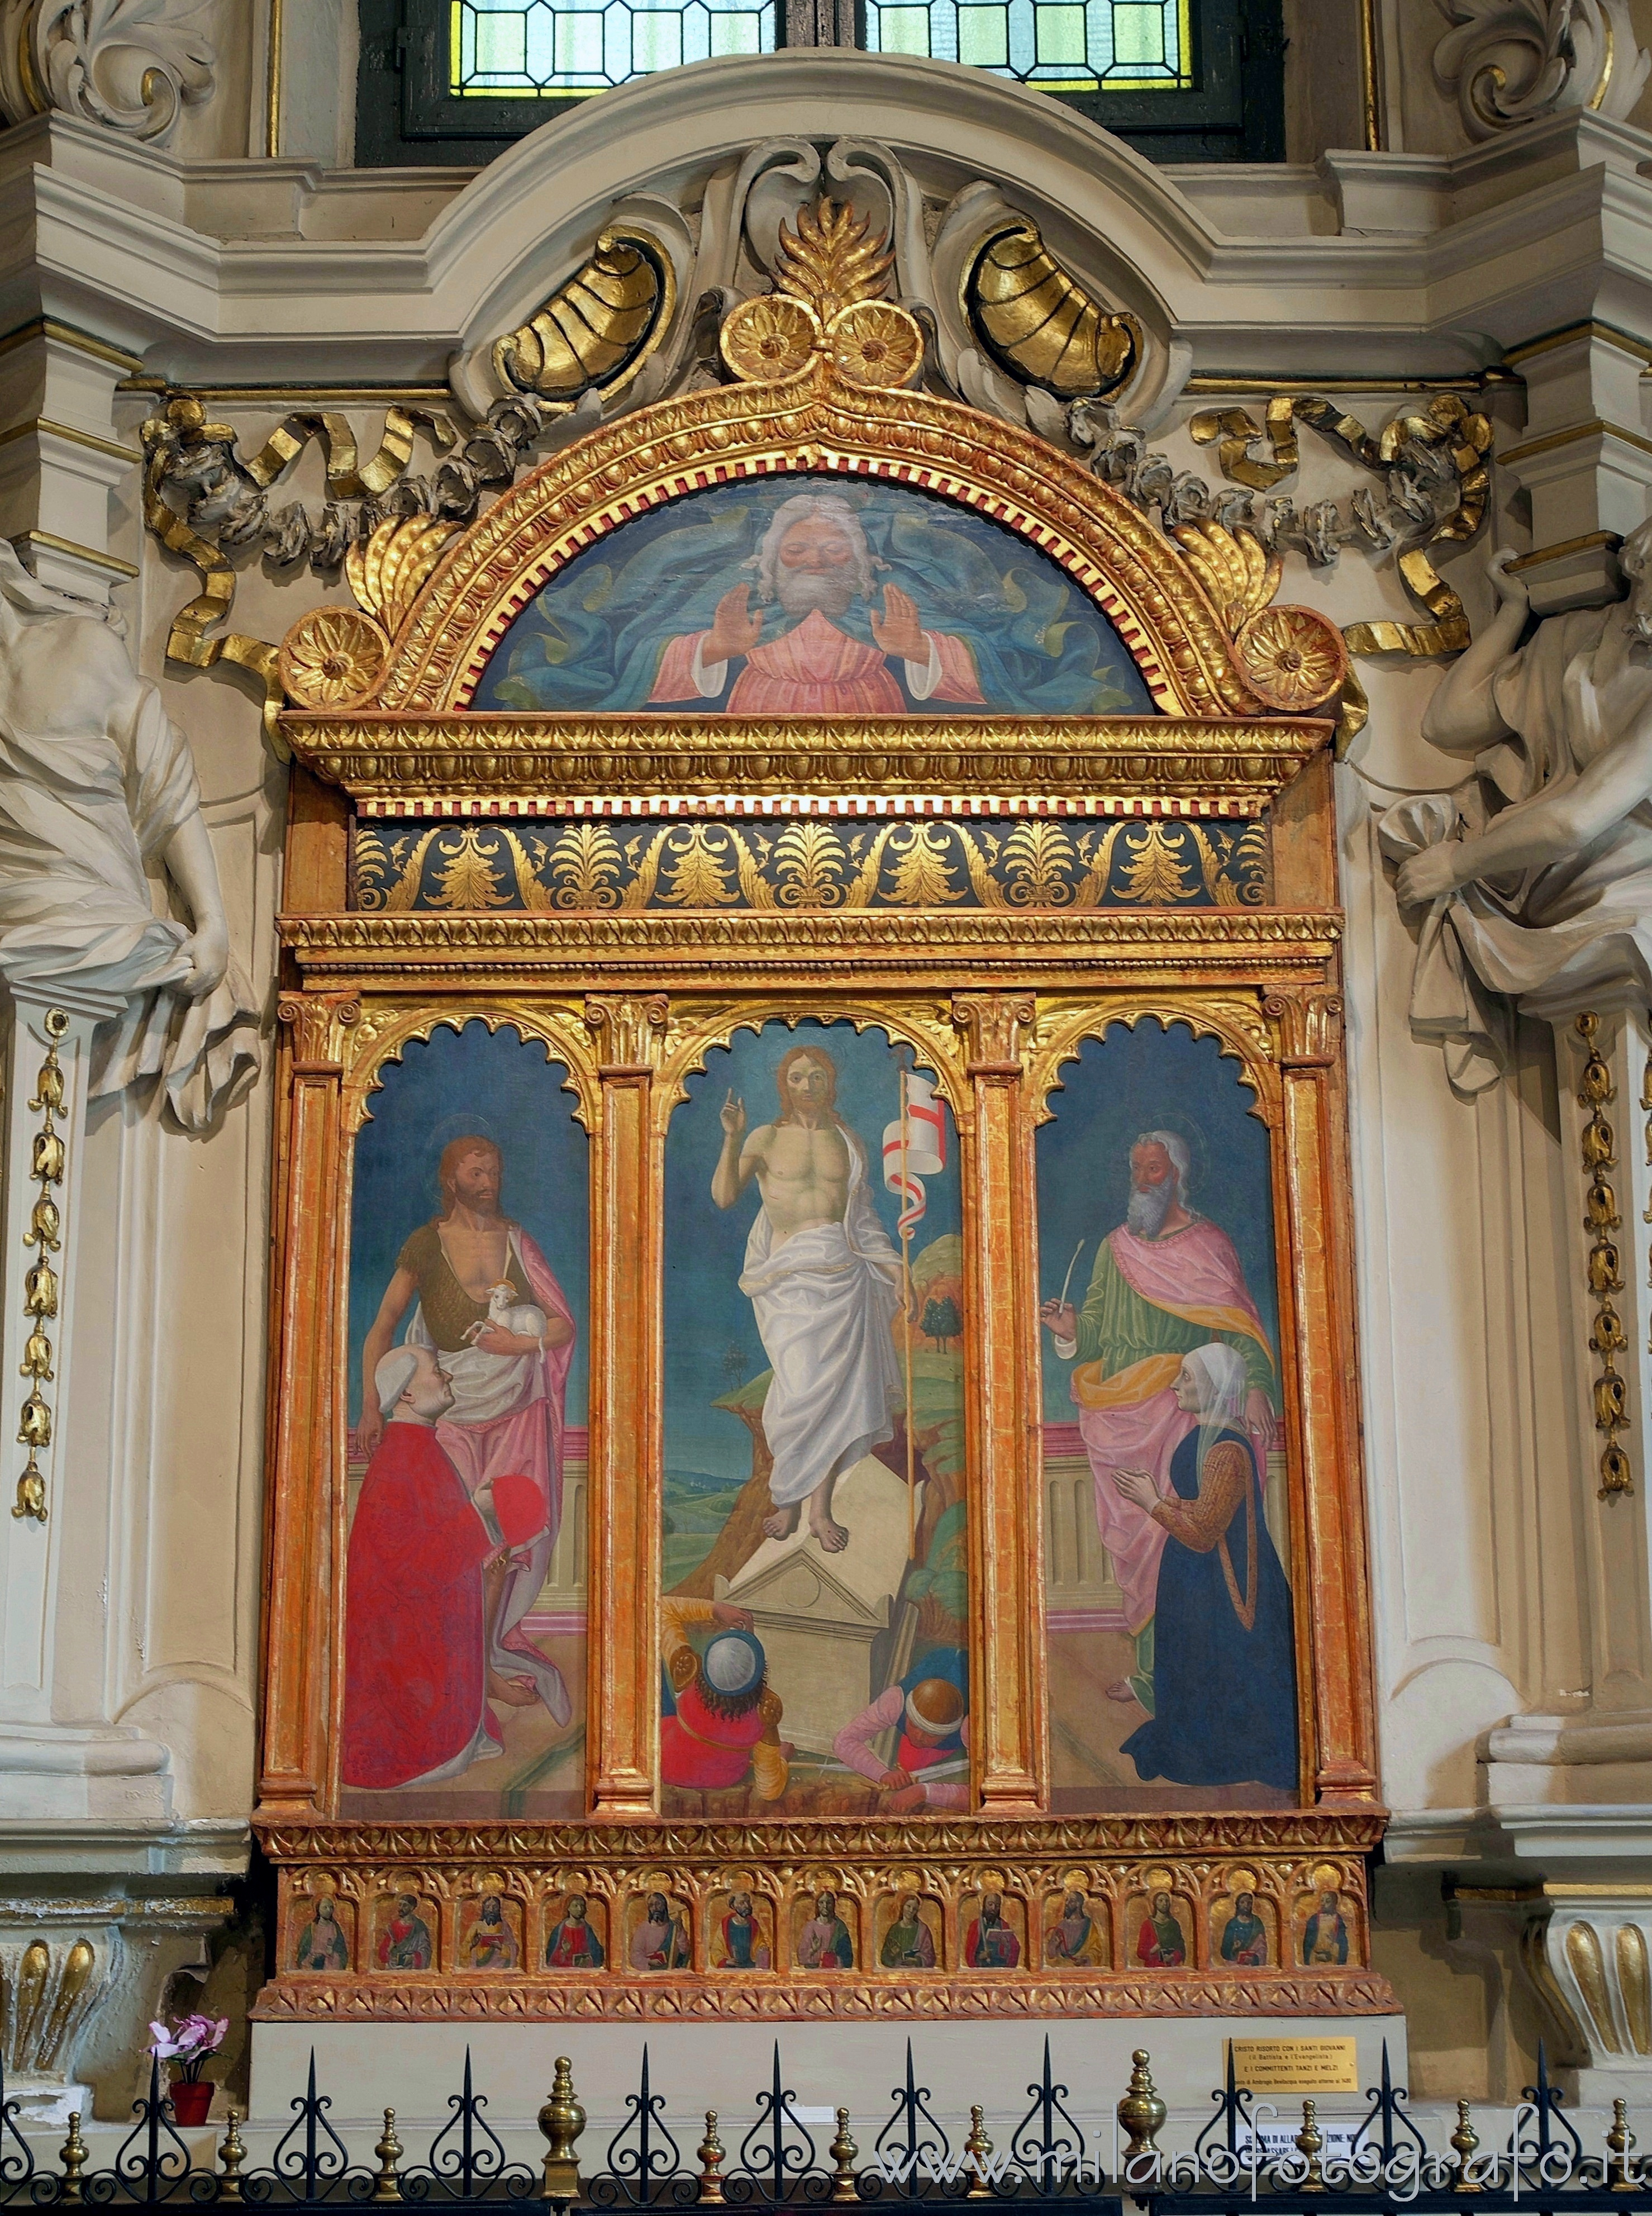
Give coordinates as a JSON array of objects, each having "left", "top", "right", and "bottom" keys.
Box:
[
  {"left": 58, "top": 2111, "right": 87, "bottom": 2204},
  {"left": 697, "top": 2112, "right": 726, "bottom": 2205},
  {"left": 1607, "top": 2099, "right": 1637, "bottom": 2195},
  {"left": 964, "top": 2105, "right": 994, "bottom": 2200},
  {"left": 829, "top": 2108, "right": 858, "bottom": 2204},
  {"left": 218, "top": 2109, "right": 247, "bottom": 2201},
  {"left": 1450, "top": 2100, "right": 1480, "bottom": 2194},
  {"left": 539, "top": 2056, "right": 585, "bottom": 2205},
  {"left": 1117, "top": 2049, "right": 1165, "bottom": 2162},
  {"left": 1294, "top": 2100, "right": 1325, "bottom": 2193},
  {"left": 373, "top": 2109, "right": 403, "bottom": 2201}
]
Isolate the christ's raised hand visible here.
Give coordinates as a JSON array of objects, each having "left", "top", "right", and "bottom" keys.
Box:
[
  {"left": 706, "top": 584, "right": 764, "bottom": 662},
  {"left": 870, "top": 583, "right": 928, "bottom": 664}
]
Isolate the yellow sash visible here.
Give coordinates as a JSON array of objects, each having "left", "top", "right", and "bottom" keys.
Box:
[{"left": 1071, "top": 1350, "right": 1183, "bottom": 1411}]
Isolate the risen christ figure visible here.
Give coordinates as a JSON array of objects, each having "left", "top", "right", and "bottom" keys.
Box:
[
  {"left": 712, "top": 1045, "right": 903, "bottom": 1552},
  {"left": 648, "top": 494, "right": 985, "bottom": 715}
]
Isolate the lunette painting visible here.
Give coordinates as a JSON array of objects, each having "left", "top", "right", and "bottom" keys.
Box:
[
  {"left": 471, "top": 474, "right": 1155, "bottom": 717},
  {"left": 340, "top": 1020, "right": 590, "bottom": 1819},
  {"left": 661, "top": 1020, "right": 969, "bottom": 1819},
  {"left": 1035, "top": 1019, "right": 1299, "bottom": 1814}
]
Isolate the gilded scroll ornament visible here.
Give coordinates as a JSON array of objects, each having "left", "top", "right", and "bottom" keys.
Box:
[
  {"left": 965, "top": 221, "right": 1142, "bottom": 401},
  {"left": 15, "top": 1006, "right": 68, "bottom": 1524},
  {"left": 1576, "top": 1014, "right": 1633, "bottom": 1498},
  {"left": 493, "top": 232, "right": 674, "bottom": 407}
]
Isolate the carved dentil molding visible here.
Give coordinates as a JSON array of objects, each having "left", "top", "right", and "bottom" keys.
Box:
[
  {"left": 0, "top": 0, "right": 217, "bottom": 141},
  {"left": 1434, "top": 0, "right": 1651, "bottom": 140}
]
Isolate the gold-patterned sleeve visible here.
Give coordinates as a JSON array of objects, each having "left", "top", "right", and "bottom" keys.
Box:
[
  {"left": 661, "top": 1594, "right": 718, "bottom": 1682},
  {"left": 1149, "top": 1442, "right": 1250, "bottom": 1552}
]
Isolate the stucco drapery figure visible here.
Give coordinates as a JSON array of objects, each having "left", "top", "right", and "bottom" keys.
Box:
[
  {"left": 1382, "top": 534, "right": 1652, "bottom": 1093},
  {"left": 0, "top": 544, "right": 258, "bottom": 1129}
]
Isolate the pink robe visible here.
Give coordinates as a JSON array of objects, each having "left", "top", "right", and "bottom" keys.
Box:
[
  {"left": 1075, "top": 1220, "right": 1269, "bottom": 1635},
  {"left": 411, "top": 1227, "right": 577, "bottom": 1724},
  {"left": 648, "top": 607, "right": 983, "bottom": 714}
]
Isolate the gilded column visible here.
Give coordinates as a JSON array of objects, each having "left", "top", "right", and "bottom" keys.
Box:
[
  {"left": 585, "top": 992, "right": 669, "bottom": 1816},
  {"left": 1264, "top": 987, "right": 1380, "bottom": 1806},
  {"left": 259, "top": 988, "right": 359, "bottom": 1815},
  {"left": 951, "top": 991, "right": 1041, "bottom": 1814}
]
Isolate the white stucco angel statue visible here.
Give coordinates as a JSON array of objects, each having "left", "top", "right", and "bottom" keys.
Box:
[
  {"left": 1380, "top": 528, "right": 1652, "bottom": 1093},
  {"left": 0, "top": 543, "right": 258, "bottom": 1130}
]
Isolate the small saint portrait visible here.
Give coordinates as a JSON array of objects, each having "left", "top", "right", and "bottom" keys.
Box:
[
  {"left": 1044, "top": 1887, "right": 1107, "bottom": 1970},
  {"left": 878, "top": 1892, "right": 941, "bottom": 1971},
  {"left": 376, "top": 1891, "right": 435, "bottom": 1971},
  {"left": 628, "top": 1890, "right": 692, "bottom": 1971},
  {"left": 461, "top": 1890, "right": 521, "bottom": 1971},
  {"left": 1300, "top": 1879, "right": 1351, "bottom": 1966},
  {"left": 794, "top": 1890, "right": 856, "bottom": 1971},
  {"left": 961, "top": 1889, "right": 1023, "bottom": 1970},
  {"left": 1216, "top": 1889, "right": 1270, "bottom": 1968},
  {"left": 1133, "top": 1889, "right": 1189, "bottom": 1968},
  {"left": 710, "top": 1888, "right": 773, "bottom": 1971},
  {"left": 293, "top": 1893, "right": 350, "bottom": 1972},
  {"left": 545, "top": 1892, "right": 606, "bottom": 1970}
]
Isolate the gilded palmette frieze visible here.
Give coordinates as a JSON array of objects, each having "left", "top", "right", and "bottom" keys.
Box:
[
  {"left": 285, "top": 712, "right": 1329, "bottom": 815},
  {"left": 352, "top": 816, "right": 1272, "bottom": 916}
]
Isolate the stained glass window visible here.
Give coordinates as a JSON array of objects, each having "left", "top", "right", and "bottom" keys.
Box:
[
  {"left": 452, "top": 0, "right": 775, "bottom": 96},
  {"left": 863, "top": 0, "right": 1191, "bottom": 89}
]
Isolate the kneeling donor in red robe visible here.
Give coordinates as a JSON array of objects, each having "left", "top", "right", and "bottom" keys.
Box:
[{"left": 342, "top": 1343, "right": 544, "bottom": 1790}]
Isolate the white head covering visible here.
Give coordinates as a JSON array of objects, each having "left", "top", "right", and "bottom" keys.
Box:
[
  {"left": 375, "top": 1344, "right": 422, "bottom": 1417},
  {"left": 1182, "top": 1343, "right": 1246, "bottom": 1431},
  {"left": 703, "top": 1632, "right": 763, "bottom": 1695}
]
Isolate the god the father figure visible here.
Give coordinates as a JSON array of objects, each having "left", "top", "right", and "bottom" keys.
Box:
[{"left": 712, "top": 1044, "right": 903, "bottom": 1553}]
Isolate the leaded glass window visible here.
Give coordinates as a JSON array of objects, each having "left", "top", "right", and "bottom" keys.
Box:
[
  {"left": 863, "top": 0, "right": 1190, "bottom": 92},
  {"left": 357, "top": 0, "right": 1281, "bottom": 167},
  {"left": 453, "top": 0, "right": 774, "bottom": 97}
]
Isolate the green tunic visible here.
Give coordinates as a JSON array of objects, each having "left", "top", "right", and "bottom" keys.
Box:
[{"left": 1071, "top": 1234, "right": 1273, "bottom": 1400}]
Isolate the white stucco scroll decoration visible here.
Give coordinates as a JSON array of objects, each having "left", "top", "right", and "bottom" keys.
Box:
[
  {"left": 1434, "top": 0, "right": 1649, "bottom": 139},
  {"left": 0, "top": 544, "right": 257, "bottom": 1130},
  {"left": 1381, "top": 532, "right": 1652, "bottom": 1094},
  {"left": 0, "top": 0, "right": 216, "bottom": 141}
]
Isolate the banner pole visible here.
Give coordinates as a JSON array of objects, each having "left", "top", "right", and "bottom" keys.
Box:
[{"left": 900, "top": 1068, "right": 916, "bottom": 1560}]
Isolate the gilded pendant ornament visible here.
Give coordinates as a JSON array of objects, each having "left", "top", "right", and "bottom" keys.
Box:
[{"left": 15, "top": 1007, "right": 68, "bottom": 1525}]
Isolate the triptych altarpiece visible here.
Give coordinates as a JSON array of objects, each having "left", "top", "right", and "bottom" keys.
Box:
[{"left": 255, "top": 205, "right": 1389, "bottom": 2025}]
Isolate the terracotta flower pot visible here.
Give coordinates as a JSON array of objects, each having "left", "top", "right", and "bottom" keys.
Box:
[{"left": 169, "top": 2078, "right": 213, "bottom": 2127}]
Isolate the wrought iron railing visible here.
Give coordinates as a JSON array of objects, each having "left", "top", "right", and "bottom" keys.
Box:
[{"left": 6, "top": 2037, "right": 1652, "bottom": 2214}]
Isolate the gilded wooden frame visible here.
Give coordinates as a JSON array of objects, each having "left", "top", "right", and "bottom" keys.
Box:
[{"left": 256, "top": 350, "right": 1386, "bottom": 2023}]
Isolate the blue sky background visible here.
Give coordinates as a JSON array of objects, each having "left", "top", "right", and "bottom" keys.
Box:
[
  {"left": 664, "top": 1020, "right": 960, "bottom": 1490},
  {"left": 1034, "top": 1021, "right": 1279, "bottom": 1423},
  {"left": 347, "top": 1022, "right": 590, "bottom": 1428}
]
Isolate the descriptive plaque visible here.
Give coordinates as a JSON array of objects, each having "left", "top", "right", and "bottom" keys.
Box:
[{"left": 1226, "top": 2038, "right": 1360, "bottom": 2093}]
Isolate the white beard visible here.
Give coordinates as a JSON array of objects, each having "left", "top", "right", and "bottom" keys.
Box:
[
  {"left": 1126, "top": 1180, "right": 1175, "bottom": 1237},
  {"left": 775, "top": 570, "right": 859, "bottom": 621}
]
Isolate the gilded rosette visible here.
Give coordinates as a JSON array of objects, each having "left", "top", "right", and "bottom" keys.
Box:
[
  {"left": 278, "top": 606, "right": 390, "bottom": 711},
  {"left": 719, "top": 294, "right": 822, "bottom": 383},
  {"left": 1234, "top": 606, "right": 1349, "bottom": 714}
]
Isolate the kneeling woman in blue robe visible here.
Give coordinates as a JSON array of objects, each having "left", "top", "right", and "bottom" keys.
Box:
[{"left": 1115, "top": 1344, "right": 1298, "bottom": 1792}]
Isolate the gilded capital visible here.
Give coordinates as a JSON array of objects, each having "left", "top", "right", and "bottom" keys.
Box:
[
  {"left": 951, "top": 993, "right": 1036, "bottom": 1073},
  {"left": 584, "top": 993, "right": 670, "bottom": 1073}
]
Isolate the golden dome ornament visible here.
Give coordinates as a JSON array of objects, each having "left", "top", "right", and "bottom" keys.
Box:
[
  {"left": 278, "top": 605, "right": 390, "bottom": 710},
  {"left": 1233, "top": 604, "right": 1349, "bottom": 714},
  {"left": 830, "top": 300, "right": 925, "bottom": 391},
  {"left": 719, "top": 294, "right": 822, "bottom": 384}
]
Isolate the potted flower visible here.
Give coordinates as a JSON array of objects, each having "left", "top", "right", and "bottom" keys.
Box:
[{"left": 147, "top": 2013, "right": 228, "bottom": 2127}]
